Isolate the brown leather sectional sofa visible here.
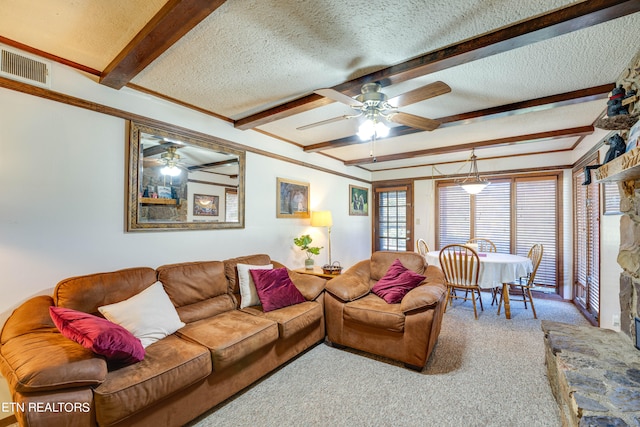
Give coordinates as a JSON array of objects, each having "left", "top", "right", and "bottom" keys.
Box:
[{"left": 0, "top": 252, "right": 446, "bottom": 427}]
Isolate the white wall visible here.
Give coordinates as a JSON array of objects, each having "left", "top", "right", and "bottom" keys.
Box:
[{"left": 0, "top": 59, "right": 372, "bottom": 328}]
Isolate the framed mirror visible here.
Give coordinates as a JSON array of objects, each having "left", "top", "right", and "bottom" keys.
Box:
[{"left": 126, "top": 120, "right": 245, "bottom": 231}]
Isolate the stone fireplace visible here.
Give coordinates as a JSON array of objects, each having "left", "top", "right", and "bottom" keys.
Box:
[{"left": 541, "top": 52, "right": 640, "bottom": 426}]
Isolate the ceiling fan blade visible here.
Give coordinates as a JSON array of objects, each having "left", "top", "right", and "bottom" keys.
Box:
[
  {"left": 314, "top": 88, "right": 363, "bottom": 107},
  {"left": 388, "top": 112, "right": 441, "bottom": 131},
  {"left": 388, "top": 81, "right": 451, "bottom": 107},
  {"left": 296, "top": 114, "right": 360, "bottom": 131}
]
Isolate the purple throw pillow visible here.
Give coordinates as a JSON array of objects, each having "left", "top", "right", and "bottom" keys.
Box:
[
  {"left": 371, "top": 259, "right": 426, "bottom": 304},
  {"left": 49, "top": 306, "right": 144, "bottom": 364},
  {"left": 249, "top": 267, "right": 306, "bottom": 312}
]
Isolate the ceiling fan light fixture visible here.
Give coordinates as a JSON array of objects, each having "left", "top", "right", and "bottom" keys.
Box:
[
  {"left": 457, "top": 149, "right": 490, "bottom": 194},
  {"left": 161, "top": 164, "right": 181, "bottom": 176},
  {"left": 357, "top": 118, "right": 389, "bottom": 141}
]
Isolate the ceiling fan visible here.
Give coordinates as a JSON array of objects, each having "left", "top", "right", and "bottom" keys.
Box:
[{"left": 298, "top": 81, "right": 451, "bottom": 140}]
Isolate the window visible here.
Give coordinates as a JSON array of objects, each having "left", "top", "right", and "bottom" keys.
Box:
[{"left": 437, "top": 173, "right": 560, "bottom": 290}]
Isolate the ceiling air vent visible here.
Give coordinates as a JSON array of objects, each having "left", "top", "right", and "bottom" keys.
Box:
[{"left": 0, "top": 46, "right": 51, "bottom": 88}]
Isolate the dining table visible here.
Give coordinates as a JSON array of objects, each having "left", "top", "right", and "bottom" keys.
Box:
[{"left": 425, "top": 250, "right": 533, "bottom": 319}]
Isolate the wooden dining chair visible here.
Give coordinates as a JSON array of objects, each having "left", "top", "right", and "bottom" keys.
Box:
[
  {"left": 466, "top": 238, "right": 497, "bottom": 253},
  {"left": 498, "top": 243, "right": 544, "bottom": 318},
  {"left": 416, "top": 238, "right": 430, "bottom": 256},
  {"left": 439, "top": 244, "right": 483, "bottom": 319},
  {"left": 467, "top": 238, "right": 498, "bottom": 304}
]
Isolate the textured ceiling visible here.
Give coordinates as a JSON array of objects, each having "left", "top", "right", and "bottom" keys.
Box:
[{"left": 1, "top": 0, "right": 639, "bottom": 174}]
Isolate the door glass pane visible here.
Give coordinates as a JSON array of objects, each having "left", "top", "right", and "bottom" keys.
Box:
[{"left": 377, "top": 189, "right": 407, "bottom": 251}]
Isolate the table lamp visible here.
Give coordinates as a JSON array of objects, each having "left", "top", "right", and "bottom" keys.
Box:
[{"left": 311, "top": 210, "right": 333, "bottom": 266}]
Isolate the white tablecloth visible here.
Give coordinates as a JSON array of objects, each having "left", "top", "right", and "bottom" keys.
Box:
[{"left": 425, "top": 251, "right": 533, "bottom": 289}]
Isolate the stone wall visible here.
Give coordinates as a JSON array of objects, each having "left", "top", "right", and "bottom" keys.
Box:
[{"left": 617, "top": 51, "right": 640, "bottom": 345}]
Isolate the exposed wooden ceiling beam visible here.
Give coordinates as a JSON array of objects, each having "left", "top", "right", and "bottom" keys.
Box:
[
  {"left": 234, "top": 0, "right": 638, "bottom": 130},
  {"left": 303, "top": 84, "right": 613, "bottom": 152},
  {"left": 344, "top": 126, "right": 594, "bottom": 166},
  {"left": 100, "top": 0, "right": 227, "bottom": 89}
]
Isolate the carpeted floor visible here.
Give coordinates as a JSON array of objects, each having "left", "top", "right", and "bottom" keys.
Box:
[{"left": 188, "top": 295, "right": 590, "bottom": 427}]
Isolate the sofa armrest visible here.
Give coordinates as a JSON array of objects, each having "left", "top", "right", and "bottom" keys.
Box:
[
  {"left": 1, "top": 296, "right": 57, "bottom": 344},
  {"left": 325, "top": 260, "right": 371, "bottom": 302},
  {"left": 1, "top": 332, "right": 107, "bottom": 393},
  {"left": 288, "top": 271, "right": 326, "bottom": 301}
]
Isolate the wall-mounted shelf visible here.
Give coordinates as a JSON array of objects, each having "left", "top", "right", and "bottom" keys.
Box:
[
  {"left": 594, "top": 146, "right": 640, "bottom": 183},
  {"left": 139, "top": 197, "right": 177, "bottom": 205}
]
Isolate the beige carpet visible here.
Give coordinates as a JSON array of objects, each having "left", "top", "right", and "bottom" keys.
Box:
[{"left": 188, "top": 295, "right": 590, "bottom": 427}]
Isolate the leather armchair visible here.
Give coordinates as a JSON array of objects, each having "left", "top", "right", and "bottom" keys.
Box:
[{"left": 324, "top": 251, "right": 447, "bottom": 370}]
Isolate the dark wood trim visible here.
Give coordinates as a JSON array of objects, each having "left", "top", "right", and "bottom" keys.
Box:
[
  {"left": 100, "top": 0, "right": 227, "bottom": 89},
  {"left": 0, "top": 36, "right": 101, "bottom": 76},
  {"left": 304, "top": 84, "right": 614, "bottom": 153},
  {"left": 234, "top": 0, "right": 638, "bottom": 130},
  {"left": 0, "top": 76, "right": 370, "bottom": 185},
  {"left": 345, "top": 126, "right": 594, "bottom": 166},
  {"left": 366, "top": 149, "right": 573, "bottom": 174}
]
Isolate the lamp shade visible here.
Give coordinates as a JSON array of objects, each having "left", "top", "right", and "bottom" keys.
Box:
[{"left": 310, "top": 210, "right": 332, "bottom": 227}]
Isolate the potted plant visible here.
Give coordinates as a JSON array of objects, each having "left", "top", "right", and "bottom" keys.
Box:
[{"left": 294, "top": 234, "right": 322, "bottom": 269}]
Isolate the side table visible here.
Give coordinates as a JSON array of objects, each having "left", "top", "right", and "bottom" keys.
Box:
[{"left": 293, "top": 266, "right": 339, "bottom": 280}]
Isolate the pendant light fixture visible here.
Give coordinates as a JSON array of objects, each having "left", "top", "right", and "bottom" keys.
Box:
[{"left": 457, "top": 149, "right": 490, "bottom": 194}]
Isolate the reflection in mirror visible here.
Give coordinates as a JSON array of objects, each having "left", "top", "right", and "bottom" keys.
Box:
[{"left": 127, "top": 121, "right": 245, "bottom": 231}]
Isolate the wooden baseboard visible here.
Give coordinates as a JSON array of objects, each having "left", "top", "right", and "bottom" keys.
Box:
[{"left": 0, "top": 414, "right": 17, "bottom": 427}]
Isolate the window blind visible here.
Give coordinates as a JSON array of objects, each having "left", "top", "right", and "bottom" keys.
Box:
[
  {"left": 438, "top": 184, "right": 470, "bottom": 248},
  {"left": 475, "top": 180, "right": 511, "bottom": 253},
  {"left": 437, "top": 174, "right": 560, "bottom": 290},
  {"left": 515, "top": 177, "right": 558, "bottom": 287}
]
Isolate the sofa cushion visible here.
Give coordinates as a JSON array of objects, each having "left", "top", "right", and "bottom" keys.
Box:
[
  {"left": 237, "top": 263, "right": 273, "bottom": 308},
  {"left": 251, "top": 268, "right": 306, "bottom": 312},
  {"left": 241, "top": 301, "right": 322, "bottom": 339},
  {"left": 93, "top": 335, "right": 210, "bottom": 427},
  {"left": 0, "top": 332, "right": 107, "bottom": 393},
  {"left": 98, "top": 282, "right": 185, "bottom": 348},
  {"left": 223, "top": 254, "right": 273, "bottom": 295},
  {"left": 49, "top": 306, "right": 144, "bottom": 364},
  {"left": 157, "top": 260, "right": 236, "bottom": 323},
  {"left": 177, "top": 310, "right": 278, "bottom": 371},
  {"left": 53, "top": 267, "right": 157, "bottom": 315},
  {"left": 344, "top": 294, "right": 405, "bottom": 333},
  {"left": 371, "top": 259, "right": 426, "bottom": 304}
]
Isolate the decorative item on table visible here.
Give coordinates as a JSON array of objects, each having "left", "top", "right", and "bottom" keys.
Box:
[
  {"left": 582, "top": 133, "right": 626, "bottom": 185},
  {"left": 322, "top": 261, "right": 343, "bottom": 275},
  {"left": 293, "top": 234, "right": 322, "bottom": 270}
]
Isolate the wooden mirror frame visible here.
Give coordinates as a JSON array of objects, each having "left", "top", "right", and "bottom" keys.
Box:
[{"left": 126, "top": 120, "right": 245, "bottom": 231}]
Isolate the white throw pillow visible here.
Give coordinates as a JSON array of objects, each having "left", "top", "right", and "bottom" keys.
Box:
[
  {"left": 98, "top": 281, "right": 185, "bottom": 348},
  {"left": 236, "top": 263, "right": 273, "bottom": 308}
]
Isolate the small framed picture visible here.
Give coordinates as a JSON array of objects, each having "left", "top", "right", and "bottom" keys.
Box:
[
  {"left": 349, "top": 184, "right": 369, "bottom": 216},
  {"left": 193, "top": 194, "right": 219, "bottom": 216},
  {"left": 277, "top": 178, "right": 310, "bottom": 218},
  {"left": 157, "top": 186, "right": 172, "bottom": 199}
]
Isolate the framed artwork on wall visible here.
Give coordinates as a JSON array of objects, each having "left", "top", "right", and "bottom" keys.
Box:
[
  {"left": 276, "top": 178, "right": 310, "bottom": 218},
  {"left": 349, "top": 184, "right": 369, "bottom": 216},
  {"left": 193, "top": 194, "right": 219, "bottom": 216}
]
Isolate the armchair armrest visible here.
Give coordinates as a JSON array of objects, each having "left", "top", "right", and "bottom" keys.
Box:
[
  {"left": 325, "top": 260, "right": 372, "bottom": 302},
  {"left": 400, "top": 281, "right": 447, "bottom": 314}
]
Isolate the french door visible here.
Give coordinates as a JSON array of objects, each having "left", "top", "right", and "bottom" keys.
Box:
[
  {"left": 373, "top": 182, "right": 413, "bottom": 252},
  {"left": 573, "top": 160, "right": 600, "bottom": 324}
]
